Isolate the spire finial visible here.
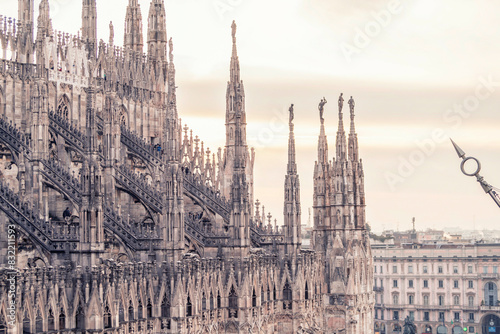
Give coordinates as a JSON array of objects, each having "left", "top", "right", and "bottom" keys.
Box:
[
  {"left": 450, "top": 139, "right": 466, "bottom": 158},
  {"left": 169, "top": 37, "right": 173, "bottom": 62},
  {"left": 338, "top": 93, "right": 344, "bottom": 112},
  {"left": 289, "top": 104, "right": 294, "bottom": 130},
  {"left": 231, "top": 20, "right": 237, "bottom": 43},
  {"left": 318, "top": 97, "right": 327, "bottom": 124},
  {"left": 349, "top": 95, "right": 356, "bottom": 133}
]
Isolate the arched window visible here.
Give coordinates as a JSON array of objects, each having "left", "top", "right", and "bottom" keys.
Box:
[
  {"left": 305, "top": 282, "right": 309, "bottom": 300},
  {"left": 210, "top": 292, "right": 214, "bottom": 310},
  {"left": 273, "top": 286, "right": 277, "bottom": 300},
  {"left": 283, "top": 281, "right": 292, "bottom": 310},
  {"left": 57, "top": 95, "right": 70, "bottom": 118},
  {"left": 138, "top": 300, "right": 143, "bottom": 320},
  {"left": 22, "top": 314, "right": 30, "bottom": 334},
  {"left": 252, "top": 289, "right": 257, "bottom": 307},
  {"left": 453, "top": 295, "right": 460, "bottom": 305},
  {"left": 35, "top": 315, "right": 43, "bottom": 333},
  {"left": 161, "top": 295, "right": 170, "bottom": 318},
  {"left": 59, "top": 309, "right": 66, "bottom": 330},
  {"left": 202, "top": 293, "right": 207, "bottom": 311},
  {"left": 104, "top": 305, "right": 111, "bottom": 329},
  {"left": 186, "top": 296, "right": 192, "bottom": 317},
  {"left": 48, "top": 309, "right": 55, "bottom": 330},
  {"left": 76, "top": 304, "right": 85, "bottom": 329},
  {"left": 128, "top": 301, "right": 134, "bottom": 321},
  {"left": 147, "top": 299, "right": 152, "bottom": 318},
  {"left": 393, "top": 294, "right": 399, "bottom": 305},
  {"left": 119, "top": 304, "right": 125, "bottom": 322},
  {"left": 217, "top": 291, "right": 221, "bottom": 309},
  {"left": 267, "top": 287, "right": 271, "bottom": 301},
  {"left": 228, "top": 286, "right": 238, "bottom": 318}
]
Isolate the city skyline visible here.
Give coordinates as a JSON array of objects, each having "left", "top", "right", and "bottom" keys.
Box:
[{"left": 4, "top": 0, "right": 499, "bottom": 232}]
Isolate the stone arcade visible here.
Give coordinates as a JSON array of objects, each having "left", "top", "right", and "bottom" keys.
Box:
[{"left": 0, "top": 1, "right": 373, "bottom": 333}]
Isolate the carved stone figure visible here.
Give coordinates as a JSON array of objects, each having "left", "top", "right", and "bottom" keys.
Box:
[
  {"left": 319, "top": 97, "right": 327, "bottom": 122},
  {"left": 289, "top": 104, "right": 294, "bottom": 125},
  {"left": 338, "top": 93, "right": 344, "bottom": 111}
]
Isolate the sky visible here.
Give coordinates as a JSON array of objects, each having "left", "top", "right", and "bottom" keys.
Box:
[{"left": 3, "top": 0, "right": 500, "bottom": 233}]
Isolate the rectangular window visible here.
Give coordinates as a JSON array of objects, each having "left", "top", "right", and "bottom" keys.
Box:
[
  {"left": 469, "top": 313, "right": 474, "bottom": 322},
  {"left": 453, "top": 266, "right": 458, "bottom": 274},
  {"left": 374, "top": 266, "right": 377, "bottom": 273},
  {"left": 408, "top": 295, "right": 414, "bottom": 305},
  {"left": 423, "top": 295, "right": 429, "bottom": 306},
  {"left": 438, "top": 280, "right": 444, "bottom": 288},
  {"left": 468, "top": 280, "right": 473, "bottom": 289},
  {"left": 438, "top": 295, "right": 444, "bottom": 306},
  {"left": 374, "top": 279, "right": 377, "bottom": 288},
  {"left": 468, "top": 295, "right": 474, "bottom": 307},
  {"left": 454, "top": 280, "right": 459, "bottom": 288},
  {"left": 409, "top": 311, "right": 414, "bottom": 321},
  {"left": 375, "top": 309, "right": 378, "bottom": 319},
  {"left": 409, "top": 280, "right": 414, "bottom": 288},
  {"left": 393, "top": 280, "right": 398, "bottom": 288},
  {"left": 454, "top": 295, "right": 460, "bottom": 305},
  {"left": 439, "top": 312, "right": 445, "bottom": 321},
  {"left": 494, "top": 266, "right": 498, "bottom": 274},
  {"left": 424, "top": 311, "right": 430, "bottom": 321},
  {"left": 408, "top": 265, "right": 413, "bottom": 273},
  {"left": 454, "top": 312, "right": 460, "bottom": 321},
  {"left": 483, "top": 266, "right": 488, "bottom": 274},
  {"left": 393, "top": 311, "right": 399, "bottom": 321},
  {"left": 468, "top": 265, "right": 473, "bottom": 274},
  {"left": 393, "top": 266, "right": 398, "bottom": 274},
  {"left": 469, "top": 326, "right": 474, "bottom": 333},
  {"left": 438, "top": 266, "right": 443, "bottom": 274},
  {"left": 380, "top": 266, "right": 383, "bottom": 274},
  {"left": 381, "top": 310, "right": 384, "bottom": 320},
  {"left": 423, "top": 280, "right": 428, "bottom": 288},
  {"left": 423, "top": 265, "right": 428, "bottom": 274},
  {"left": 380, "top": 279, "right": 383, "bottom": 287}
]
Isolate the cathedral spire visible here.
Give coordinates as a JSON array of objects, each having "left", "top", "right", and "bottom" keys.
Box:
[
  {"left": 81, "top": 0, "right": 97, "bottom": 55},
  {"left": 287, "top": 104, "right": 297, "bottom": 175},
  {"left": 348, "top": 96, "right": 359, "bottom": 161},
  {"left": 124, "top": 0, "right": 144, "bottom": 53},
  {"left": 336, "top": 93, "right": 347, "bottom": 161},
  {"left": 147, "top": 0, "right": 167, "bottom": 61},
  {"left": 230, "top": 20, "right": 240, "bottom": 83},
  {"left": 283, "top": 104, "right": 301, "bottom": 256},
  {"left": 36, "top": 0, "right": 52, "bottom": 40}
]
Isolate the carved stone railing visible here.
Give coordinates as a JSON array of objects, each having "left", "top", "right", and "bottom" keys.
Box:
[
  {"left": 120, "top": 125, "right": 164, "bottom": 169},
  {"left": 0, "top": 116, "right": 31, "bottom": 156},
  {"left": 114, "top": 165, "right": 163, "bottom": 213},
  {"left": 184, "top": 214, "right": 229, "bottom": 248},
  {"left": 40, "top": 159, "right": 82, "bottom": 205},
  {"left": 102, "top": 205, "right": 161, "bottom": 251},
  {"left": 250, "top": 221, "right": 284, "bottom": 248},
  {"left": 182, "top": 169, "right": 230, "bottom": 222},
  {"left": 0, "top": 182, "right": 78, "bottom": 252},
  {"left": 0, "top": 59, "right": 46, "bottom": 80},
  {"left": 48, "top": 108, "right": 86, "bottom": 152}
]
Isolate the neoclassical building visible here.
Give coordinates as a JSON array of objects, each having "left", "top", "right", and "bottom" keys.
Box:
[{"left": 0, "top": 1, "right": 373, "bottom": 333}]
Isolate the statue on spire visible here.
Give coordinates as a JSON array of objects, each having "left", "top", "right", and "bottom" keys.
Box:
[
  {"left": 109, "top": 21, "right": 114, "bottom": 45},
  {"left": 348, "top": 96, "right": 355, "bottom": 113},
  {"left": 338, "top": 93, "right": 344, "bottom": 112},
  {"left": 289, "top": 104, "right": 294, "bottom": 126},
  {"left": 319, "top": 97, "right": 327, "bottom": 123},
  {"left": 232, "top": 20, "right": 237, "bottom": 44}
]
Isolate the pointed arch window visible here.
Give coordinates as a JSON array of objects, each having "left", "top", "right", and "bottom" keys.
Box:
[
  {"left": 57, "top": 95, "right": 70, "bottom": 118},
  {"left": 35, "top": 314, "right": 43, "bottom": 333},
  {"left": 146, "top": 299, "right": 153, "bottom": 318},
  {"left": 202, "top": 292, "right": 207, "bottom": 311},
  {"left": 119, "top": 303, "right": 125, "bottom": 322},
  {"left": 48, "top": 309, "right": 55, "bottom": 330},
  {"left": 186, "top": 296, "right": 192, "bottom": 317},
  {"left": 217, "top": 291, "right": 221, "bottom": 309},
  {"left": 59, "top": 308, "right": 66, "bottom": 330},
  {"left": 252, "top": 289, "right": 257, "bottom": 307},
  {"left": 104, "top": 304, "right": 112, "bottom": 329},
  {"left": 283, "top": 281, "right": 292, "bottom": 310},
  {"left": 161, "top": 295, "right": 170, "bottom": 318},
  {"left": 76, "top": 304, "right": 85, "bottom": 329},
  {"left": 210, "top": 292, "right": 214, "bottom": 310},
  {"left": 267, "top": 287, "right": 271, "bottom": 301},
  {"left": 22, "top": 314, "right": 30, "bottom": 333},
  {"left": 305, "top": 281, "right": 309, "bottom": 300},
  {"left": 229, "top": 285, "right": 238, "bottom": 318},
  {"left": 138, "top": 300, "right": 144, "bottom": 320},
  {"left": 128, "top": 301, "right": 134, "bottom": 321},
  {"left": 273, "top": 286, "right": 277, "bottom": 300}
]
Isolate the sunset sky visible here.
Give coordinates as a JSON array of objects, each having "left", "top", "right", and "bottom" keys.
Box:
[{"left": 4, "top": 0, "right": 500, "bottom": 232}]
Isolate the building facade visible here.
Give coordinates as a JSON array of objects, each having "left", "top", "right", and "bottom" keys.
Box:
[
  {"left": 0, "top": 0, "right": 373, "bottom": 333},
  {"left": 372, "top": 243, "right": 500, "bottom": 334}
]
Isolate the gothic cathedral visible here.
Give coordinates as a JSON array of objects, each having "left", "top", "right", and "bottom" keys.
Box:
[{"left": 0, "top": 1, "right": 374, "bottom": 333}]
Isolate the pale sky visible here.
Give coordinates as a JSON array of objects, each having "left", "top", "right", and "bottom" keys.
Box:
[{"left": 3, "top": 0, "right": 500, "bottom": 233}]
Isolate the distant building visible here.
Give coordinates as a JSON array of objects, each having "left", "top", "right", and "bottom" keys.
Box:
[{"left": 372, "top": 242, "right": 500, "bottom": 334}]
